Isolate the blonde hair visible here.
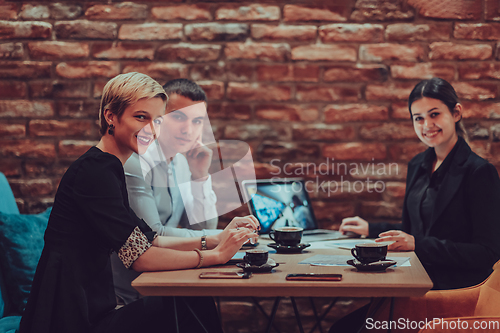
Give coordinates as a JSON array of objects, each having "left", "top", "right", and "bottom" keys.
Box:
[{"left": 98, "top": 72, "right": 167, "bottom": 135}]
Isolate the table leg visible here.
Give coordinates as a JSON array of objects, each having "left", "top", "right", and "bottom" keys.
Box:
[
  {"left": 387, "top": 297, "right": 395, "bottom": 333},
  {"left": 309, "top": 298, "right": 324, "bottom": 333},
  {"left": 265, "top": 297, "right": 282, "bottom": 333},
  {"left": 356, "top": 297, "right": 386, "bottom": 333},
  {"left": 215, "top": 296, "right": 222, "bottom": 324},
  {"left": 181, "top": 297, "right": 209, "bottom": 333},
  {"left": 252, "top": 297, "right": 282, "bottom": 333},
  {"left": 291, "top": 297, "right": 305, "bottom": 333},
  {"left": 173, "top": 297, "right": 179, "bottom": 333},
  {"left": 308, "top": 297, "right": 338, "bottom": 333}
]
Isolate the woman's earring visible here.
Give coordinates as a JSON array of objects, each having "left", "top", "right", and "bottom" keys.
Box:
[{"left": 108, "top": 124, "right": 115, "bottom": 135}]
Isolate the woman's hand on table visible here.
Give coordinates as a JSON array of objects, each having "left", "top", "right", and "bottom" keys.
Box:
[
  {"left": 376, "top": 230, "right": 415, "bottom": 251},
  {"left": 208, "top": 215, "right": 260, "bottom": 249},
  {"left": 226, "top": 215, "right": 260, "bottom": 232},
  {"left": 339, "top": 216, "right": 369, "bottom": 237},
  {"left": 212, "top": 225, "right": 259, "bottom": 265}
]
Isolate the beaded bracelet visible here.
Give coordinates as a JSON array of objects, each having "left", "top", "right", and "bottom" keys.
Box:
[{"left": 194, "top": 248, "right": 204, "bottom": 268}]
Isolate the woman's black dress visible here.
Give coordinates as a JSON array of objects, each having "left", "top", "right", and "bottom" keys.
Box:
[{"left": 19, "top": 147, "right": 222, "bottom": 333}]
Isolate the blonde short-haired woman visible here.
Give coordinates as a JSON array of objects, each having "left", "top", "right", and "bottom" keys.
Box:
[{"left": 20, "top": 72, "right": 259, "bottom": 333}]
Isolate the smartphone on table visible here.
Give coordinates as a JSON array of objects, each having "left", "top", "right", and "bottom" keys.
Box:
[{"left": 286, "top": 273, "right": 342, "bottom": 281}]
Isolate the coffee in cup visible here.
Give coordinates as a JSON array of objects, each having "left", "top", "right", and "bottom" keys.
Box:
[
  {"left": 244, "top": 249, "right": 268, "bottom": 266},
  {"left": 269, "top": 227, "right": 303, "bottom": 246},
  {"left": 351, "top": 243, "right": 387, "bottom": 264}
]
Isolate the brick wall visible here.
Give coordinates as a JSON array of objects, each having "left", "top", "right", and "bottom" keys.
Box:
[{"left": 1, "top": 0, "right": 500, "bottom": 229}]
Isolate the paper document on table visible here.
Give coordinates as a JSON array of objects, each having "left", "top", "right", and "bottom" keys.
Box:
[
  {"left": 299, "top": 255, "right": 411, "bottom": 267},
  {"left": 326, "top": 239, "right": 376, "bottom": 250}
]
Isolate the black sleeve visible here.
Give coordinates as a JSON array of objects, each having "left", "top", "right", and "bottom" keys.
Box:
[
  {"left": 414, "top": 162, "right": 500, "bottom": 269},
  {"left": 129, "top": 208, "right": 156, "bottom": 242},
  {"left": 72, "top": 155, "right": 154, "bottom": 253}
]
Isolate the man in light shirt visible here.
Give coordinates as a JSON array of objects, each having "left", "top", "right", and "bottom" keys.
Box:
[{"left": 112, "top": 79, "right": 221, "bottom": 304}]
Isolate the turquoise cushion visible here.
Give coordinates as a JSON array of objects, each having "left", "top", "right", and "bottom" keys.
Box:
[
  {"left": 0, "top": 171, "right": 18, "bottom": 319},
  {"left": 0, "top": 270, "right": 5, "bottom": 318},
  {"left": 0, "top": 273, "right": 4, "bottom": 318},
  {"left": 0, "top": 208, "right": 51, "bottom": 315},
  {"left": 0, "top": 316, "right": 20, "bottom": 333},
  {"left": 0, "top": 173, "right": 19, "bottom": 215}
]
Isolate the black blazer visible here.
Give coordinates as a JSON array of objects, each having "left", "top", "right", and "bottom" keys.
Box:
[{"left": 370, "top": 138, "right": 500, "bottom": 290}]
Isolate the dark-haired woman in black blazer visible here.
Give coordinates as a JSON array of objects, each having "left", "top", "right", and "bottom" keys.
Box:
[
  {"left": 341, "top": 77, "right": 500, "bottom": 290},
  {"left": 331, "top": 77, "right": 500, "bottom": 332}
]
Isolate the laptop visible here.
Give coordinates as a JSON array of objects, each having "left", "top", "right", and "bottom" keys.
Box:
[{"left": 241, "top": 178, "right": 348, "bottom": 242}]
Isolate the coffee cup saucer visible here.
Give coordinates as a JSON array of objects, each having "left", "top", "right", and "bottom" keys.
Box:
[
  {"left": 267, "top": 243, "right": 311, "bottom": 254},
  {"left": 236, "top": 258, "right": 279, "bottom": 273},
  {"left": 347, "top": 259, "right": 396, "bottom": 272}
]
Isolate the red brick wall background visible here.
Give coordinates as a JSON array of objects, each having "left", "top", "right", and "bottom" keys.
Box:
[{"left": 1, "top": 0, "right": 500, "bottom": 230}]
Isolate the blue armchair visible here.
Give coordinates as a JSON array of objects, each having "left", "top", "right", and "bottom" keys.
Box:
[
  {"left": 0, "top": 172, "right": 20, "bottom": 333},
  {"left": 0, "top": 172, "right": 51, "bottom": 333}
]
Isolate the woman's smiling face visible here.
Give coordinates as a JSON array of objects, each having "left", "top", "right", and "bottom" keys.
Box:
[
  {"left": 113, "top": 97, "right": 166, "bottom": 155},
  {"left": 411, "top": 97, "right": 461, "bottom": 153}
]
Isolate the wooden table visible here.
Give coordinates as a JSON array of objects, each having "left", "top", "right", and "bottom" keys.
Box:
[
  {"left": 132, "top": 247, "right": 433, "bottom": 298},
  {"left": 132, "top": 244, "right": 432, "bottom": 333}
]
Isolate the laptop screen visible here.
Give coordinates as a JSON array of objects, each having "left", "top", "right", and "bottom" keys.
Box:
[{"left": 242, "top": 178, "right": 317, "bottom": 233}]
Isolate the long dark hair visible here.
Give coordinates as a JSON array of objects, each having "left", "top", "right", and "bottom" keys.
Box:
[{"left": 408, "top": 77, "right": 467, "bottom": 141}]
